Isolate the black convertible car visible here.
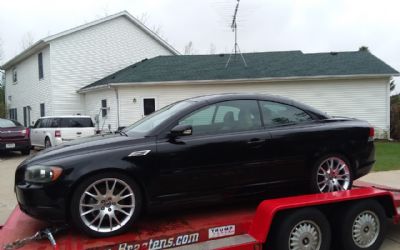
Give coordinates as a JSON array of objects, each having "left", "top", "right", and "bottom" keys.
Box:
[{"left": 15, "top": 94, "right": 375, "bottom": 237}]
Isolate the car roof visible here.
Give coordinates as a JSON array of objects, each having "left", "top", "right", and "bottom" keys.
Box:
[
  {"left": 38, "top": 116, "right": 92, "bottom": 119},
  {"left": 183, "top": 93, "right": 329, "bottom": 119},
  {"left": 185, "top": 93, "right": 294, "bottom": 104}
]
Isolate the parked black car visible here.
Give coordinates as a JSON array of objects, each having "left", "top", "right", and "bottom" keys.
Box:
[
  {"left": 15, "top": 94, "right": 375, "bottom": 237},
  {"left": 0, "top": 118, "right": 31, "bottom": 155}
]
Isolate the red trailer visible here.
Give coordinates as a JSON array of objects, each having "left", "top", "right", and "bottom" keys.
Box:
[{"left": 1, "top": 181, "right": 399, "bottom": 250}]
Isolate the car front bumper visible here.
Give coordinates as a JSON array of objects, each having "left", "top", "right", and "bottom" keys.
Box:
[{"left": 15, "top": 182, "right": 67, "bottom": 222}]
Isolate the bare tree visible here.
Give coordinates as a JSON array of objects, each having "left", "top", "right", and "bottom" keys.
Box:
[
  {"left": 184, "top": 41, "right": 194, "bottom": 55},
  {"left": 0, "top": 37, "right": 4, "bottom": 86},
  {"left": 20, "top": 32, "right": 35, "bottom": 50},
  {"left": 209, "top": 43, "right": 216, "bottom": 54},
  {"left": 151, "top": 24, "right": 163, "bottom": 36},
  {"left": 0, "top": 37, "right": 5, "bottom": 117},
  {"left": 136, "top": 13, "right": 164, "bottom": 37},
  {"left": 137, "top": 13, "right": 150, "bottom": 25}
]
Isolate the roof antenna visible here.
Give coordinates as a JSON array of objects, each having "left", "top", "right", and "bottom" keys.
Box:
[{"left": 225, "top": 0, "right": 247, "bottom": 68}]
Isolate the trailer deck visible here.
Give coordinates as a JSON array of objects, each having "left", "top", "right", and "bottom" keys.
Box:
[{"left": 1, "top": 181, "right": 399, "bottom": 250}]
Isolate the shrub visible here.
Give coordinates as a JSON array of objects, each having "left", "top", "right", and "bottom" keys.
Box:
[{"left": 391, "top": 95, "right": 400, "bottom": 140}]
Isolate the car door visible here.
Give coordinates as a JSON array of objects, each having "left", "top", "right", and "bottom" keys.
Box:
[
  {"left": 30, "top": 119, "right": 41, "bottom": 146},
  {"left": 38, "top": 118, "right": 50, "bottom": 147},
  {"left": 154, "top": 100, "right": 270, "bottom": 202},
  {"left": 258, "top": 100, "right": 319, "bottom": 184}
]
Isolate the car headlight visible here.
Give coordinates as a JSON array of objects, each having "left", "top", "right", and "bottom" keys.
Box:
[{"left": 24, "top": 165, "right": 63, "bottom": 183}]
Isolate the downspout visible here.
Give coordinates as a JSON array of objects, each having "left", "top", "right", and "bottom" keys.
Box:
[{"left": 114, "top": 86, "right": 120, "bottom": 130}]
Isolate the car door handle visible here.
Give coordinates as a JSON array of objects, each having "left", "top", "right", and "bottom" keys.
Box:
[
  {"left": 77, "top": 132, "right": 82, "bottom": 135},
  {"left": 247, "top": 138, "right": 265, "bottom": 144}
]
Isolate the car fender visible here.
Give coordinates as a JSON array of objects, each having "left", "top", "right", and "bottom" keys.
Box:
[{"left": 54, "top": 144, "right": 157, "bottom": 204}]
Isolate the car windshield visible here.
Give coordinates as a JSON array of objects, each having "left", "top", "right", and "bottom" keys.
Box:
[
  {"left": 0, "top": 119, "right": 21, "bottom": 128},
  {"left": 123, "top": 101, "right": 193, "bottom": 136}
]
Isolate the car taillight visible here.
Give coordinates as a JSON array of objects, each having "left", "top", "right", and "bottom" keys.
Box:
[
  {"left": 368, "top": 127, "right": 374, "bottom": 141},
  {"left": 21, "top": 128, "right": 30, "bottom": 138},
  {"left": 55, "top": 130, "right": 61, "bottom": 138}
]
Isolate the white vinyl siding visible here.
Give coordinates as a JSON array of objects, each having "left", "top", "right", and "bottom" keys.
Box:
[
  {"left": 83, "top": 77, "right": 389, "bottom": 138},
  {"left": 84, "top": 89, "right": 118, "bottom": 131},
  {"left": 5, "top": 46, "right": 52, "bottom": 126},
  {"left": 50, "top": 16, "right": 173, "bottom": 116}
]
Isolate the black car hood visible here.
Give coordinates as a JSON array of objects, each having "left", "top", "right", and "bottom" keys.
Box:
[{"left": 23, "top": 134, "right": 152, "bottom": 165}]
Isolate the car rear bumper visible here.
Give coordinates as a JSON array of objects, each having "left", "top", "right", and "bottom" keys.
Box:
[
  {"left": 355, "top": 161, "right": 374, "bottom": 179},
  {"left": 0, "top": 139, "right": 30, "bottom": 151},
  {"left": 15, "top": 183, "right": 66, "bottom": 222}
]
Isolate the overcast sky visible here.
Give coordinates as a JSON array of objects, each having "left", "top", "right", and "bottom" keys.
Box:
[{"left": 1, "top": 0, "right": 399, "bottom": 92}]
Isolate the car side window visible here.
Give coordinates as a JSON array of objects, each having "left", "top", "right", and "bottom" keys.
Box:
[
  {"left": 179, "top": 105, "right": 217, "bottom": 135},
  {"left": 179, "top": 100, "right": 262, "bottom": 136},
  {"left": 39, "top": 118, "right": 49, "bottom": 128},
  {"left": 33, "top": 119, "right": 41, "bottom": 128},
  {"left": 259, "top": 101, "right": 313, "bottom": 127},
  {"left": 50, "top": 118, "right": 60, "bottom": 128}
]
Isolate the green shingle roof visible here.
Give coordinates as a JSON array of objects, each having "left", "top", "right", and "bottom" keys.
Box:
[{"left": 82, "top": 50, "right": 399, "bottom": 90}]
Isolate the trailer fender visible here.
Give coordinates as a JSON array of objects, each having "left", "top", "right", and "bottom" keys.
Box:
[{"left": 248, "top": 187, "right": 397, "bottom": 243}]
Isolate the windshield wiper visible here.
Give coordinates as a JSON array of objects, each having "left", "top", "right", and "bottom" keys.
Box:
[{"left": 117, "top": 130, "right": 128, "bottom": 136}]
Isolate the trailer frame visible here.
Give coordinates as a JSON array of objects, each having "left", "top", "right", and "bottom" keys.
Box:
[{"left": 1, "top": 181, "right": 399, "bottom": 250}]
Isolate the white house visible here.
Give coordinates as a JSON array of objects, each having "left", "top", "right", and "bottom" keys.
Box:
[
  {"left": 1, "top": 11, "right": 178, "bottom": 127},
  {"left": 79, "top": 50, "right": 399, "bottom": 138}
]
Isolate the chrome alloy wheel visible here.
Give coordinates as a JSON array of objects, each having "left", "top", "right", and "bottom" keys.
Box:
[
  {"left": 316, "top": 157, "right": 351, "bottom": 192},
  {"left": 352, "top": 210, "right": 380, "bottom": 248},
  {"left": 289, "top": 220, "right": 322, "bottom": 250},
  {"left": 79, "top": 178, "right": 135, "bottom": 233}
]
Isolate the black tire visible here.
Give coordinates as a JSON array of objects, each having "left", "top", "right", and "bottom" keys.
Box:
[
  {"left": 310, "top": 154, "right": 353, "bottom": 193},
  {"left": 271, "top": 208, "right": 331, "bottom": 250},
  {"left": 45, "top": 137, "right": 52, "bottom": 148},
  {"left": 70, "top": 172, "right": 142, "bottom": 237},
  {"left": 335, "top": 200, "right": 386, "bottom": 250},
  {"left": 21, "top": 148, "right": 30, "bottom": 155}
]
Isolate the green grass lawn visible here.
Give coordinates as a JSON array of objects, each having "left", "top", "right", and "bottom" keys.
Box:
[{"left": 373, "top": 141, "right": 400, "bottom": 171}]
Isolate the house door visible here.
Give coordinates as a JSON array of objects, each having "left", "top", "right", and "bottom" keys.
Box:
[{"left": 142, "top": 97, "right": 158, "bottom": 117}]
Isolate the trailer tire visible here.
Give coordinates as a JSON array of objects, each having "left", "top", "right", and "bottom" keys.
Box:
[
  {"left": 70, "top": 171, "right": 142, "bottom": 237},
  {"left": 272, "top": 207, "right": 331, "bottom": 250},
  {"left": 335, "top": 200, "right": 386, "bottom": 250}
]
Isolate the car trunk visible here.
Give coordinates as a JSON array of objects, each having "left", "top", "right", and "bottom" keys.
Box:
[{"left": 0, "top": 127, "right": 26, "bottom": 140}]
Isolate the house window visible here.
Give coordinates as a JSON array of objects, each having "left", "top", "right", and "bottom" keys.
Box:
[
  {"left": 40, "top": 103, "right": 45, "bottom": 117},
  {"left": 12, "top": 68, "right": 17, "bottom": 83},
  {"left": 38, "top": 52, "right": 44, "bottom": 79},
  {"left": 101, "top": 99, "right": 107, "bottom": 117},
  {"left": 143, "top": 98, "right": 156, "bottom": 116},
  {"left": 9, "top": 108, "right": 17, "bottom": 120}
]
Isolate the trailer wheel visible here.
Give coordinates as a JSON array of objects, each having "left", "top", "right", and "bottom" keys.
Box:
[
  {"left": 70, "top": 172, "right": 142, "bottom": 237},
  {"left": 335, "top": 200, "right": 386, "bottom": 250},
  {"left": 272, "top": 208, "right": 331, "bottom": 250}
]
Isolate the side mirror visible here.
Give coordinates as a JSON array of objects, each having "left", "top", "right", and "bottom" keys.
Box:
[{"left": 170, "top": 124, "right": 193, "bottom": 138}]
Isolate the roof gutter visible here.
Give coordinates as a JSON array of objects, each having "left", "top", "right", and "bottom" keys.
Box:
[
  {"left": 1, "top": 40, "right": 48, "bottom": 70},
  {"left": 77, "top": 73, "right": 398, "bottom": 94}
]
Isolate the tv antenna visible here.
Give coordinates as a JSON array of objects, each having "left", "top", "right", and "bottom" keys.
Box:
[{"left": 225, "top": 0, "right": 247, "bottom": 68}]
